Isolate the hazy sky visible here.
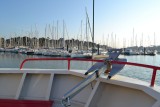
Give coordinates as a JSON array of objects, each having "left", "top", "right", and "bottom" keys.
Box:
[{"left": 0, "top": 0, "right": 160, "bottom": 48}]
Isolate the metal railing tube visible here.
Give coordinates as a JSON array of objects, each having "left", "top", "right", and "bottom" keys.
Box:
[{"left": 151, "top": 69, "right": 157, "bottom": 87}]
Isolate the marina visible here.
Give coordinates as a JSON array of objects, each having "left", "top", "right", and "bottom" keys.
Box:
[
  {"left": 0, "top": 0, "right": 160, "bottom": 107},
  {"left": 0, "top": 49, "right": 160, "bottom": 107},
  {"left": 0, "top": 52, "right": 160, "bottom": 85}
]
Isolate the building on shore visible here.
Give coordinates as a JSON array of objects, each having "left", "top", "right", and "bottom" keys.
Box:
[{"left": 0, "top": 36, "right": 109, "bottom": 51}]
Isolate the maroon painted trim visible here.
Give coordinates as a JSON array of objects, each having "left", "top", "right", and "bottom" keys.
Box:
[
  {"left": 0, "top": 99, "right": 53, "bottom": 107},
  {"left": 20, "top": 58, "right": 160, "bottom": 87}
]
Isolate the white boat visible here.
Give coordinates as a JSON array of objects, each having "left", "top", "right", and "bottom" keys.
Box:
[
  {"left": 124, "top": 49, "right": 139, "bottom": 55},
  {"left": 0, "top": 48, "right": 5, "bottom": 52},
  {"left": 60, "top": 50, "right": 71, "bottom": 57},
  {"left": 26, "top": 49, "right": 35, "bottom": 55},
  {"left": 146, "top": 50, "right": 157, "bottom": 56},
  {"left": 0, "top": 49, "right": 160, "bottom": 107},
  {"left": 71, "top": 50, "right": 92, "bottom": 59},
  {"left": 43, "top": 49, "right": 60, "bottom": 57},
  {"left": 34, "top": 49, "right": 45, "bottom": 55}
]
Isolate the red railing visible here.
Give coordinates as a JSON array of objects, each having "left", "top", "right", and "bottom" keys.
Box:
[
  {"left": 20, "top": 58, "right": 103, "bottom": 70},
  {"left": 20, "top": 58, "right": 160, "bottom": 87}
]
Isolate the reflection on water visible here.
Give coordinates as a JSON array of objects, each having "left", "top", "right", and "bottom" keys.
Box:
[
  {"left": 0, "top": 52, "right": 27, "bottom": 68},
  {"left": 0, "top": 52, "right": 160, "bottom": 85},
  {"left": 119, "top": 55, "right": 160, "bottom": 85},
  {"left": 0, "top": 52, "right": 93, "bottom": 70}
]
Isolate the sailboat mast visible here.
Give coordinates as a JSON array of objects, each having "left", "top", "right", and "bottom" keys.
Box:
[
  {"left": 86, "top": 12, "right": 88, "bottom": 50},
  {"left": 92, "top": 0, "right": 94, "bottom": 56},
  {"left": 154, "top": 32, "right": 155, "bottom": 46},
  {"left": 45, "top": 25, "right": 47, "bottom": 48},
  {"left": 57, "top": 20, "right": 59, "bottom": 48},
  {"left": 81, "top": 20, "right": 83, "bottom": 50},
  {"left": 52, "top": 22, "right": 54, "bottom": 48},
  {"left": 63, "top": 20, "right": 65, "bottom": 49}
]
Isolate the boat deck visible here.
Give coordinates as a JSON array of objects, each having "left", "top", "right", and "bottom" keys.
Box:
[{"left": 0, "top": 69, "right": 160, "bottom": 107}]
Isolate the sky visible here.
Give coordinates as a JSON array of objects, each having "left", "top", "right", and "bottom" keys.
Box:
[{"left": 0, "top": 0, "right": 160, "bottom": 48}]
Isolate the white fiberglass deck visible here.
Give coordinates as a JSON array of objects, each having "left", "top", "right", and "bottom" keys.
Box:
[{"left": 0, "top": 69, "right": 160, "bottom": 107}]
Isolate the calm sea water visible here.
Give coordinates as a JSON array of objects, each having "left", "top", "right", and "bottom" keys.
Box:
[{"left": 0, "top": 52, "right": 160, "bottom": 85}]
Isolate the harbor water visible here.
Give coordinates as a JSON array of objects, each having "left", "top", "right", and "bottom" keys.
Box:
[{"left": 0, "top": 52, "right": 160, "bottom": 86}]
